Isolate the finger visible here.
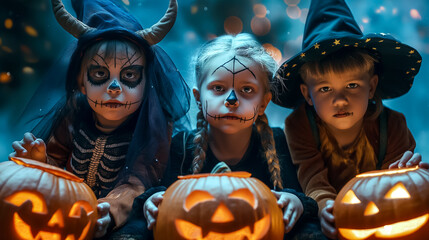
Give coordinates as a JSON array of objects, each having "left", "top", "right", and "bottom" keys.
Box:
[
  {"left": 321, "top": 217, "right": 337, "bottom": 239},
  {"left": 146, "top": 210, "right": 156, "bottom": 230},
  {"left": 322, "top": 208, "right": 335, "bottom": 223},
  {"left": 23, "top": 132, "right": 37, "bottom": 144},
  {"left": 285, "top": 211, "right": 298, "bottom": 233},
  {"left": 97, "top": 202, "right": 110, "bottom": 216},
  {"left": 11, "top": 141, "right": 28, "bottom": 156},
  {"left": 271, "top": 190, "right": 281, "bottom": 198},
  {"left": 398, "top": 151, "right": 413, "bottom": 168},
  {"left": 30, "top": 139, "right": 47, "bottom": 161},
  {"left": 419, "top": 162, "right": 429, "bottom": 169},
  {"left": 389, "top": 160, "right": 400, "bottom": 169},
  {"left": 278, "top": 195, "right": 290, "bottom": 209},
  {"left": 152, "top": 194, "right": 164, "bottom": 206},
  {"left": 406, "top": 153, "right": 422, "bottom": 167}
]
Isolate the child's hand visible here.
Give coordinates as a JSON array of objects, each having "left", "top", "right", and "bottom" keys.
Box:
[
  {"left": 389, "top": 151, "right": 428, "bottom": 169},
  {"left": 144, "top": 191, "right": 165, "bottom": 230},
  {"left": 10, "top": 132, "right": 47, "bottom": 162},
  {"left": 271, "top": 190, "right": 303, "bottom": 233},
  {"left": 321, "top": 200, "right": 337, "bottom": 239},
  {"left": 94, "top": 202, "right": 111, "bottom": 238}
]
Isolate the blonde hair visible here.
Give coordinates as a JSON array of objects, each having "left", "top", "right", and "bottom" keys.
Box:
[
  {"left": 192, "top": 33, "right": 283, "bottom": 189},
  {"left": 300, "top": 47, "right": 383, "bottom": 120}
]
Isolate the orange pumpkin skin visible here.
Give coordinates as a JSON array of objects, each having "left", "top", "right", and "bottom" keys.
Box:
[
  {"left": 334, "top": 167, "right": 429, "bottom": 240},
  {"left": 0, "top": 157, "right": 98, "bottom": 240},
  {"left": 154, "top": 172, "right": 284, "bottom": 240}
]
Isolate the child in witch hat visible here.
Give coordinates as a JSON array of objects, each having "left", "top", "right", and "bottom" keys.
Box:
[{"left": 271, "top": 0, "right": 428, "bottom": 238}]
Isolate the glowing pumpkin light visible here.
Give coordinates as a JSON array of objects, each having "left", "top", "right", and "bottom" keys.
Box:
[
  {"left": 334, "top": 167, "right": 429, "bottom": 240},
  {"left": 154, "top": 172, "right": 284, "bottom": 240},
  {"left": 0, "top": 157, "right": 98, "bottom": 240}
]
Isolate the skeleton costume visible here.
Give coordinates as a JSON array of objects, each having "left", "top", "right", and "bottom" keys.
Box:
[{"left": 18, "top": 0, "right": 190, "bottom": 230}]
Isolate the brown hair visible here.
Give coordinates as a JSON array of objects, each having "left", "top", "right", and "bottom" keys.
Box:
[{"left": 300, "top": 47, "right": 383, "bottom": 120}]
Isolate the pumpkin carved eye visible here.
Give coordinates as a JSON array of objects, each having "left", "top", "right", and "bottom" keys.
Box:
[
  {"left": 228, "top": 189, "right": 257, "bottom": 209},
  {"left": 384, "top": 182, "right": 411, "bottom": 199},
  {"left": 341, "top": 190, "right": 361, "bottom": 204},
  {"left": 184, "top": 190, "right": 215, "bottom": 211}
]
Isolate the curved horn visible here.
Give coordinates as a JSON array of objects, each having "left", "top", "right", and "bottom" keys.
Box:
[
  {"left": 51, "top": 0, "right": 94, "bottom": 38},
  {"left": 136, "top": 0, "right": 178, "bottom": 45}
]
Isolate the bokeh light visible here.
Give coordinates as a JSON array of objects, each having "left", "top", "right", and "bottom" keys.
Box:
[
  {"left": 284, "top": 0, "right": 300, "bottom": 6},
  {"left": 224, "top": 16, "right": 243, "bottom": 35},
  {"left": 122, "top": 0, "right": 129, "bottom": 6},
  {"left": 25, "top": 26, "right": 38, "bottom": 37},
  {"left": 362, "top": 17, "right": 370, "bottom": 24},
  {"left": 22, "top": 67, "right": 34, "bottom": 74},
  {"left": 253, "top": 4, "right": 267, "bottom": 18},
  {"left": 286, "top": 5, "right": 301, "bottom": 19},
  {"left": 410, "top": 9, "right": 422, "bottom": 20},
  {"left": 4, "top": 18, "right": 13, "bottom": 29},
  {"left": 299, "top": 8, "right": 308, "bottom": 23},
  {"left": 1, "top": 46, "right": 12, "bottom": 53},
  {"left": 251, "top": 16, "right": 271, "bottom": 36},
  {"left": 263, "top": 43, "right": 282, "bottom": 64},
  {"left": 0, "top": 72, "right": 11, "bottom": 83},
  {"left": 191, "top": 5, "right": 198, "bottom": 14}
]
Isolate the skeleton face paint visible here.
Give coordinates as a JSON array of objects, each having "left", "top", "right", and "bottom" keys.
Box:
[
  {"left": 80, "top": 41, "right": 146, "bottom": 129},
  {"left": 196, "top": 54, "right": 270, "bottom": 134}
]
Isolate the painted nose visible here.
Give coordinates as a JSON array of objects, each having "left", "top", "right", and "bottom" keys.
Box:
[
  {"left": 225, "top": 90, "right": 238, "bottom": 107},
  {"left": 108, "top": 79, "right": 121, "bottom": 93}
]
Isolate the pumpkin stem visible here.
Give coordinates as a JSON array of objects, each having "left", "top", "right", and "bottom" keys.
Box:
[{"left": 211, "top": 162, "right": 232, "bottom": 174}]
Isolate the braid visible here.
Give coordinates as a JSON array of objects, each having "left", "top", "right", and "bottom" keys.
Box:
[
  {"left": 255, "top": 114, "right": 284, "bottom": 190},
  {"left": 192, "top": 110, "right": 209, "bottom": 173}
]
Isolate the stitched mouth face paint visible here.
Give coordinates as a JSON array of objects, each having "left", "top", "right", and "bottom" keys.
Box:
[
  {"left": 86, "top": 96, "right": 141, "bottom": 110},
  {"left": 80, "top": 40, "right": 146, "bottom": 123},
  {"left": 197, "top": 54, "right": 269, "bottom": 134},
  {"left": 205, "top": 101, "right": 258, "bottom": 123}
]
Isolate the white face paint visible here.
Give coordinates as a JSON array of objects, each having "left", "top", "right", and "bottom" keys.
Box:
[
  {"left": 195, "top": 54, "right": 271, "bottom": 135},
  {"left": 79, "top": 41, "right": 146, "bottom": 129}
]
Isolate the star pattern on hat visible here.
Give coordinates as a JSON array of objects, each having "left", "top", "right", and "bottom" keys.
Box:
[
  {"left": 334, "top": 39, "right": 341, "bottom": 45},
  {"left": 409, "top": 50, "right": 415, "bottom": 54},
  {"left": 314, "top": 43, "right": 320, "bottom": 49},
  {"left": 365, "top": 38, "right": 371, "bottom": 42},
  {"left": 300, "top": 53, "right": 306, "bottom": 58}
]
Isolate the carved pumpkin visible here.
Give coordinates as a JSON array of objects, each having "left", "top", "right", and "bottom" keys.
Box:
[
  {"left": 154, "top": 172, "right": 284, "bottom": 240},
  {"left": 0, "top": 157, "right": 98, "bottom": 240},
  {"left": 334, "top": 167, "right": 429, "bottom": 240}
]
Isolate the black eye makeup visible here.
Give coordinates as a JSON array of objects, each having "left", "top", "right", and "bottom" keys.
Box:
[
  {"left": 87, "top": 65, "right": 110, "bottom": 85},
  {"left": 120, "top": 65, "right": 144, "bottom": 88}
]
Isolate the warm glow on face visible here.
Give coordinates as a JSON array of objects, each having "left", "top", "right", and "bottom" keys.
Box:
[
  {"left": 357, "top": 166, "right": 419, "bottom": 178},
  {"left": 175, "top": 215, "right": 270, "bottom": 240},
  {"left": 364, "top": 201, "right": 379, "bottom": 216},
  {"left": 339, "top": 214, "right": 429, "bottom": 239},
  {"left": 384, "top": 183, "right": 411, "bottom": 199},
  {"left": 341, "top": 190, "right": 361, "bottom": 204}
]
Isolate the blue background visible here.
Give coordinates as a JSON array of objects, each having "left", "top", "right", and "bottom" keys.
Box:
[{"left": 0, "top": 0, "right": 428, "bottom": 164}]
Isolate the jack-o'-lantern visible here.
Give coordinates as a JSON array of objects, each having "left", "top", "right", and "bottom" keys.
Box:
[
  {"left": 154, "top": 172, "right": 284, "bottom": 240},
  {"left": 334, "top": 166, "right": 429, "bottom": 240},
  {"left": 0, "top": 157, "right": 98, "bottom": 240}
]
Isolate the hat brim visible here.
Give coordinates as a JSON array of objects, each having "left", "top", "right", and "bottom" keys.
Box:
[{"left": 273, "top": 33, "right": 422, "bottom": 108}]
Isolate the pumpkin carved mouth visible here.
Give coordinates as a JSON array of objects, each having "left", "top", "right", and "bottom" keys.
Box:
[
  {"left": 339, "top": 213, "right": 429, "bottom": 239},
  {"left": 175, "top": 214, "right": 271, "bottom": 240}
]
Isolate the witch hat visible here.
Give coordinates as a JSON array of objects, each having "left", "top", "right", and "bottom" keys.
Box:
[{"left": 273, "top": 0, "right": 422, "bottom": 108}]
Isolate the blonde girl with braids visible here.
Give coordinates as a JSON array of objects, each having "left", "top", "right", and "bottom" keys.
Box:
[{"left": 121, "top": 33, "right": 325, "bottom": 240}]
